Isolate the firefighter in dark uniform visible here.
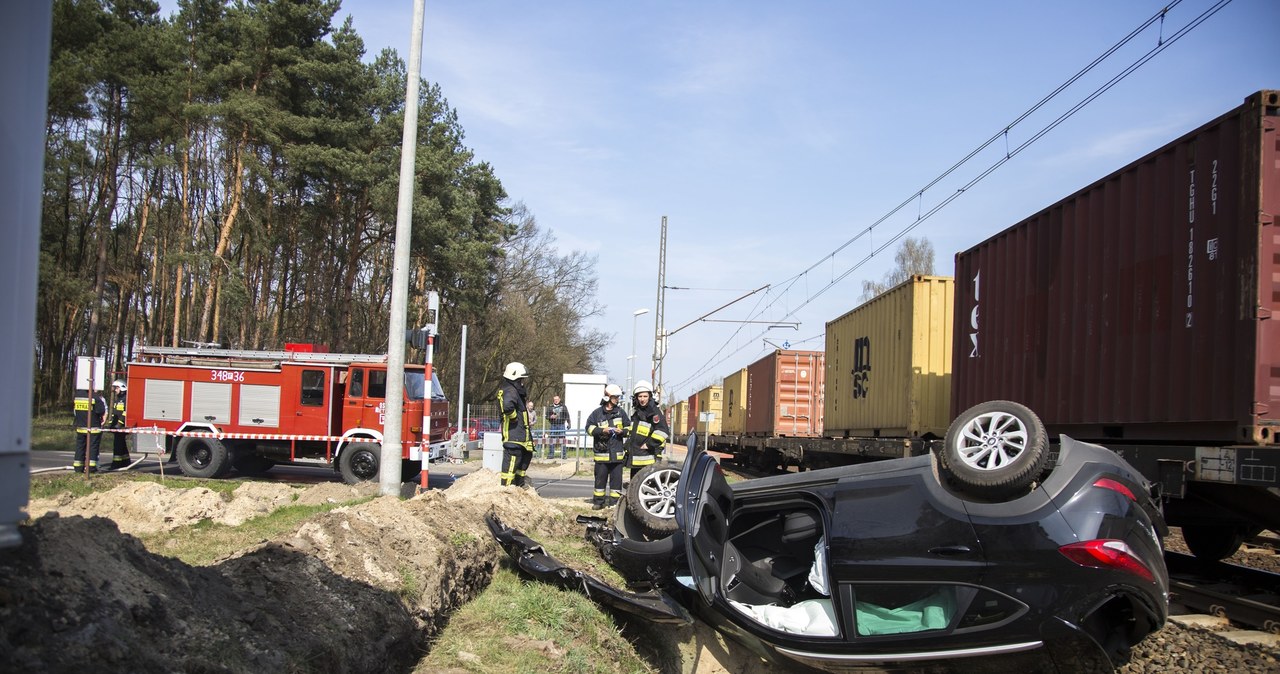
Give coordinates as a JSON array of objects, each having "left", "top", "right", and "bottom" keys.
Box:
[
  {"left": 624, "top": 380, "right": 669, "bottom": 478},
  {"left": 105, "top": 379, "right": 132, "bottom": 470},
  {"left": 497, "top": 362, "right": 534, "bottom": 487},
  {"left": 585, "top": 383, "right": 630, "bottom": 509},
  {"left": 73, "top": 387, "right": 108, "bottom": 472}
]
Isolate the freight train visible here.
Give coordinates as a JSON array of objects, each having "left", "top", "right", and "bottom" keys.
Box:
[{"left": 686, "top": 89, "right": 1279, "bottom": 562}]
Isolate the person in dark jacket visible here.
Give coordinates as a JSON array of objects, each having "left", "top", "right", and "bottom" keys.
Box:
[
  {"left": 546, "top": 394, "right": 569, "bottom": 459},
  {"left": 73, "top": 387, "right": 107, "bottom": 473},
  {"left": 585, "top": 383, "right": 630, "bottom": 509},
  {"left": 497, "top": 362, "right": 534, "bottom": 487},
  {"left": 624, "top": 380, "right": 669, "bottom": 477},
  {"left": 104, "top": 379, "right": 132, "bottom": 470}
]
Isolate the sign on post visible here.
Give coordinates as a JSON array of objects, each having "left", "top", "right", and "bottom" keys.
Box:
[{"left": 75, "top": 356, "right": 105, "bottom": 392}]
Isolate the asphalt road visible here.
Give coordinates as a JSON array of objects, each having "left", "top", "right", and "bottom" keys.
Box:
[{"left": 26, "top": 449, "right": 600, "bottom": 500}]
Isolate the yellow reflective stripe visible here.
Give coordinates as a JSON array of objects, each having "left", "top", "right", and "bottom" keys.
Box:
[
  {"left": 651, "top": 430, "right": 669, "bottom": 444},
  {"left": 74, "top": 400, "right": 90, "bottom": 411},
  {"left": 593, "top": 453, "right": 614, "bottom": 461},
  {"left": 586, "top": 424, "right": 599, "bottom": 434}
]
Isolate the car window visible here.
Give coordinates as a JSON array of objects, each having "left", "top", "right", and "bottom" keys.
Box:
[{"left": 852, "top": 585, "right": 958, "bottom": 636}]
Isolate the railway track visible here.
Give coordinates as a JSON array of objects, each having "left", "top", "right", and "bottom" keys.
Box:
[{"left": 1165, "top": 550, "right": 1280, "bottom": 633}]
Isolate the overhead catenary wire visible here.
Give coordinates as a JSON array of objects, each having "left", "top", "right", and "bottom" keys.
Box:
[{"left": 668, "top": 0, "right": 1232, "bottom": 398}]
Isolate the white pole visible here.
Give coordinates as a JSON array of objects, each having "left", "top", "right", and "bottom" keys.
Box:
[
  {"left": 456, "top": 324, "right": 467, "bottom": 432},
  {"left": 379, "top": 0, "right": 426, "bottom": 497},
  {"left": 629, "top": 308, "right": 648, "bottom": 399}
]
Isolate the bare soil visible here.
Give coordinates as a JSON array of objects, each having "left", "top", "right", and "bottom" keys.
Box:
[{"left": 0, "top": 471, "right": 770, "bottom": 674}]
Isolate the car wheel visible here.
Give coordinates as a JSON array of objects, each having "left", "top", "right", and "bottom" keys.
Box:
[
  {"left": 338, "top": 441, "right": 381, "bottom": 484},
  {"left": 940, "top": 400, "right": 1048, "bottom": 500},
  {"left": 1181, "top": 525, "right": 1246, "bottom": 562},
  {"left": 176, "top": 437, "right": 232, "bottom": 479},
  {"left": 625, "top": 464, "right": 681, "bottom": 538}
]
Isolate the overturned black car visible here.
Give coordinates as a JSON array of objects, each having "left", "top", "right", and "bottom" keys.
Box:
[{"left": 487, "top": 401, "right": 1169, "bottom": 672}]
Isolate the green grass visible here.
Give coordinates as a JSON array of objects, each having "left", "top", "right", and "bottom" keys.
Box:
[
  {"left": 30, "top": 413, "right": 77, "bottom": 453},
  {"left": 418, "top": 566, "right": 653, "bottom": 674}
]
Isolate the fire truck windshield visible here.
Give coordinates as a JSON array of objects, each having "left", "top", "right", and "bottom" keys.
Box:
[
  {"left": 404, "top": 372, "right": 426, "bottom": 401},
  {"left": 403, "top": 371, "right": 448, "bottom": 402}
]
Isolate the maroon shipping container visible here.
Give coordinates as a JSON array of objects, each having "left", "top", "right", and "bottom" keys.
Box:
[
  {"left": 686, "top": 393, "right": 699, "bottom": 435},
  {"left": 953, "top": 90, "right": 1279, "bottom": 445},
  {"left": 744, "top": 350, "right": 825, "bottom": 437}
]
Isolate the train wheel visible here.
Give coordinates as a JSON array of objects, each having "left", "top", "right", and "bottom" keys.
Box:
[
  {"left": 338, "top": 441, "right": 381, "bottom": 484},
  {"left": 1182, "top": 525, "right": 1246, "bottom": 562},
  {"left": 625, "top": 464, "right": 681, "bottom": 538},
  {"left": 176, "top": 437, "right": 232, "bottom": 479},
  {"left": 940, "top": 400, "right": 1048, "bottom": 500}
]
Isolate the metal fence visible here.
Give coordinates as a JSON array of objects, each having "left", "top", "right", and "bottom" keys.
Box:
[{"left": 459, "top": 403, "right": 590, "bottom": 459}]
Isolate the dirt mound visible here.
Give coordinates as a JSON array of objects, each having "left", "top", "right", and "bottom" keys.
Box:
[{"left": 0, "top": 472, "right": 591, "bottom": 673}]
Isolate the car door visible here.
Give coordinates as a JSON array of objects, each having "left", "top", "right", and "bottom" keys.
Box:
[{"left": 676, "top": 443, "right": 734, "bottom": 606}]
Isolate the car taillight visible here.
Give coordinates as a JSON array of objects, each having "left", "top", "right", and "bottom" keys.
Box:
[
  {"left": 1092, "top": 477, "right": 1136, "bottom": 501},
  {"left": 1059, "top": 540, "right": 1155, "bottom": 582}
]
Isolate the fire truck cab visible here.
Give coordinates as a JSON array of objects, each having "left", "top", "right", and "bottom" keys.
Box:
[{"left": 124, "top": 345, "right": 450, "bottom": 483}]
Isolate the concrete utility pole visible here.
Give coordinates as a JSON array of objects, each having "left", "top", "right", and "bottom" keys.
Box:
[
  {"left": 380, "top": 0, "right": 427, "bottom": 497},
  {"left": 0, "top": 3, "right": 51, "bottom": 549},
  {"left": 651, "top": 216, "right": 667, "bottom": 402}
]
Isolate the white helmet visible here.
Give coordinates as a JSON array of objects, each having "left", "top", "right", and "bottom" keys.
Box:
[
  {"left": 604, "top": 383, "right": 623, "bottom": 398},
  {"left": 503, "top": 362, "right": 528, "bottom": 380},
  {"left": 632, "top": 380, "right": 652, "bottom": 396},
  {"left": 112, "top": 379, "right": 127, "bottom": 392}
]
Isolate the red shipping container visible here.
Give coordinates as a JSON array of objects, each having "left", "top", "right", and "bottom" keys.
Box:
[
  {"left": 744, "top": 350, "right": 825, "bottom": 437},
  {"left": 952, "top": 90, "right": 1279, "bottom": 445}
]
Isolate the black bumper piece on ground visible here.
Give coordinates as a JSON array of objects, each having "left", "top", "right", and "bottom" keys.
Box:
[{"left": 484, "top": 513, "right": 691, "bottom": 624}]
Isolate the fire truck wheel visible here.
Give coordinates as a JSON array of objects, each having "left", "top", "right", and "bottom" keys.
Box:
[
  {"left": 176, "top": 437, "right": 232, "bottom": 479},
  {"left": 338, "top": 441, "right": 381, "bottom": 484}
]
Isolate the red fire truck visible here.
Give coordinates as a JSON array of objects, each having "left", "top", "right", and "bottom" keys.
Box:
[{"left": 123, "top": 345, "right": 450, "bottom": 483}]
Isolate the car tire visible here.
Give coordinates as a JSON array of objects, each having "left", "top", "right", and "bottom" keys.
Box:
[
  {"left": 625, "top": 464, "right": 681, "bottom": 538},
  {"left": 1181, "top": 525, "right": 1247, "bottom": 562},
  {"left": 940, "top": 400, "right": 1048, "bottom": 500},
  {"left": 176, "top": 436, "right": 232, "bottom": 479},
  {"left": 338, "top": 441, "right": 381, "bottom": 484}
]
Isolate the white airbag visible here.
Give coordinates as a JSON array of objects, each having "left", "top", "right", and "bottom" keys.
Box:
[{"left": 728, "top": 598, "right": 838, "bottom": 637}]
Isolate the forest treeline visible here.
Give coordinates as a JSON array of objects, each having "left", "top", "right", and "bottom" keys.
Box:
[{"left": 39, "top": 0, "right": 607, "bottom": 412}]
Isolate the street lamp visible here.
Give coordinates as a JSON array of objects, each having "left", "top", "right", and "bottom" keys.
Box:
[{"left": 628, "top": 308, "right": 650, "bottom": 401}]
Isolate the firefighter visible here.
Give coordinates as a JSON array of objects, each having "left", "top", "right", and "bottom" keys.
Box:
[
  {"left": 73, "top": 387, "right": 108, "bottom": 473},
  {"left": 585, "top": 383, "right": 630, "bottom": 509},
  {"left": 105, "top": 379, "right": 132, "bottom": 470},
  {"left": 624, "top": 380, "right": 669, "bottom": 477},
  {"left": 497, "top": 361, "right": 534, "bottom": 487}
]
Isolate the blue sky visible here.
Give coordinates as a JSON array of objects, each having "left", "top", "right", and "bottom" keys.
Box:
[{"left": 221, "top": 1, "right": 1280, "bottom": 402}]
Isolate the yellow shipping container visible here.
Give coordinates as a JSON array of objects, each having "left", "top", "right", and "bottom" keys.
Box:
[
  {"left": 825, "top": 275, "right": 953, "bottom": 437},
  {"left": 669, "top": 400, "right": 688, "bottom": 438},
  {"left": 695, "top": 385, "right": 724, "bottom": 435},
  {"left": 720, "top": 369, "right": 748, "bottom": 435}
]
